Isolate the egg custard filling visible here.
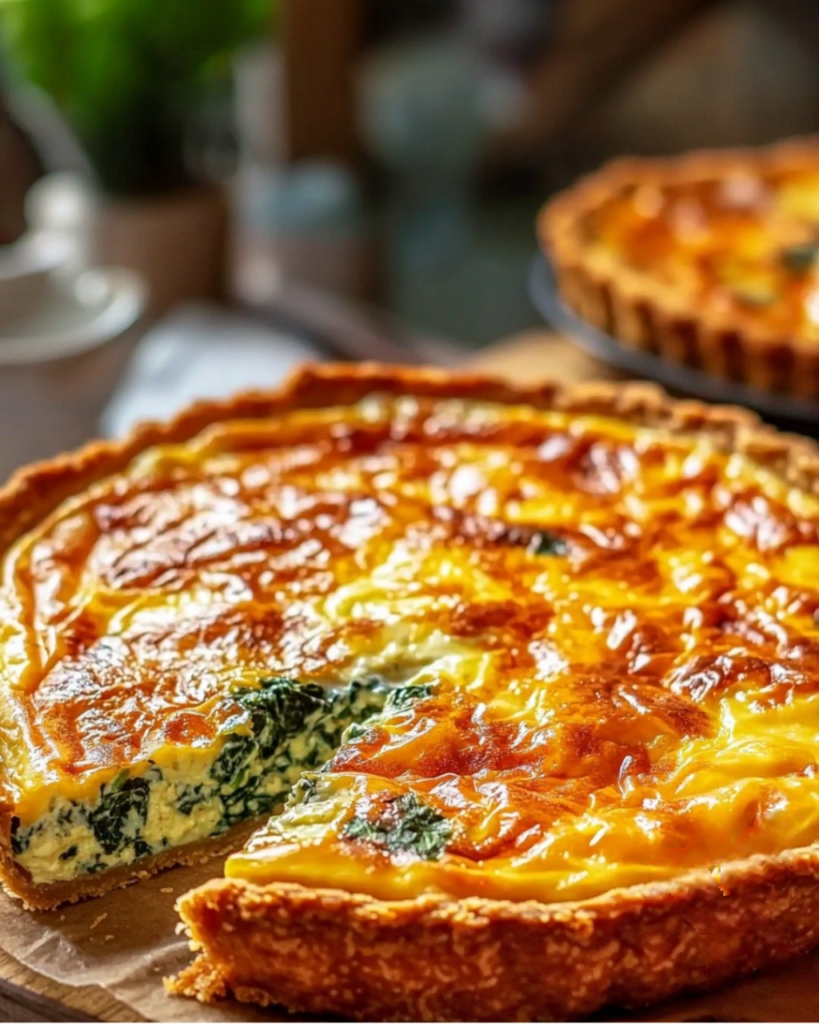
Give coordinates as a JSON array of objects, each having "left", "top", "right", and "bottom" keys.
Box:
[{"left": 3, "top": 394, "right": 819, "bottom": 904}]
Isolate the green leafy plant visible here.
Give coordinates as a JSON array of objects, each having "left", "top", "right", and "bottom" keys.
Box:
[{"left": 1, "top": 0, "right": 276, "bottom": 194}]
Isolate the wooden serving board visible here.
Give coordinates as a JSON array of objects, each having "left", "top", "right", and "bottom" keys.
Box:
[{"left": 0, "top": 948, "right": 131, "bottom": 1023}]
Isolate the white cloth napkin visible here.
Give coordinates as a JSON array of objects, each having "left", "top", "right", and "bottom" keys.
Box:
[{"left": 101, "top": 303, "right": 321, "bottom": 437}]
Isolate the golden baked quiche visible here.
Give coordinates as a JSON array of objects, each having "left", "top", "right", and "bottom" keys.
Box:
[
  {"left": 3, "top": 366, "right": 819, "bottom": 1020},
  {"left": 541, "top": 138, "right": 819, "bottom": 397}
]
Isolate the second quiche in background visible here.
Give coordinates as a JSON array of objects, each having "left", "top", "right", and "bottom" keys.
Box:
[{"left": 541, "top": 138, "right": 819, "bottom": 398}]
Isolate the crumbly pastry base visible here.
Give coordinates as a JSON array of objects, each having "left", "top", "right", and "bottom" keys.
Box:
[
  {"left": 540, "top": 138, "right": 819, "bottom": 398},
  {"left": 171, "top": 850, "right": 819, "bottom": 1022},
  {"left": 2, "top": 364, "right": 819, "bottom": 1016}
]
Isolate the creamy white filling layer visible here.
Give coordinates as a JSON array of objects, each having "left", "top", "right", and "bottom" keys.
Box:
[{"left": 16, "top": 771, "right": 225, "bottom": 884}]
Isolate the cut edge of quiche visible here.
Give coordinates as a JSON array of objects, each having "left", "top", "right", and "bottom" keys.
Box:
[
  {"left": 0, "top": 365, "right": 477, "bottom": 911},
  {"left": 3, "top": 363, "right": 819, "bottom": 1020},
  {"left": 540, "top": 136, "right": 819, "bottom": 398}
]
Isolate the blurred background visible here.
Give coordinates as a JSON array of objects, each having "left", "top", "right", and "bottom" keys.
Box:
[{"left": 2, "top": 0, "right": 819, "bottom": 476}]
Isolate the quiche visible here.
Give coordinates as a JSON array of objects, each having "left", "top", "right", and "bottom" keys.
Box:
[
  {"left": 541, "top": 138, "right": 819, "bottom": 398},
  {"left": 3, "top": 366, "right": 819, "bottom": 1020}
]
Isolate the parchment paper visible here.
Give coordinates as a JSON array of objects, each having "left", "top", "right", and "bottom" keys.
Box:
[
  {"left": 2, "top": 857, "right": 819, "bottom": 1022},
  {"left": 0, "top": 854, "right": 280, "bottom": 1022}
]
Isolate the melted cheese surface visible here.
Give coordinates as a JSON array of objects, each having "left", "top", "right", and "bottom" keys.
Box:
[
  {"left": 3, "top": 396, "right": 819, "bottom": 902},
  {"left": 586, "top": 168, "right": 819, "bottom": 340}
]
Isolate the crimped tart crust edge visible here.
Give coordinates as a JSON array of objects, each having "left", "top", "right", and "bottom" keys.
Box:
[{"left": 539, "top": 138, "right": 819, "bottom": 398}]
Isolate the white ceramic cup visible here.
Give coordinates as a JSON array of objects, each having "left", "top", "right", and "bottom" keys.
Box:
[{"left": 0, "top": 242, "right": 145, "bottom": 484}]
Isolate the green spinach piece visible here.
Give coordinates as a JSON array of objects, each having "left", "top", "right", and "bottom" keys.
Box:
[
  {"left": 781, "top": 242, "right": 819, "bottom": 273},
  {"left": 386, "top": 683, "right": 434, "bottom": 711},
  {"left": 290, "top": 775, "right": 320, "bottom": 805},
  {"left": 88, "top": 773, "right": 152, "bottom": 855},
  {"left": 343, "top": 792, "right": 451, "bottom": 861},
  {"left": 10, "top": 817, "right": 28, "bottom": 856},
  {"left": 175, "top": 783, "right": 205, "bottom": 816},
  {"left": 530, "top": 530, "right": 569, "bottom": 556}
]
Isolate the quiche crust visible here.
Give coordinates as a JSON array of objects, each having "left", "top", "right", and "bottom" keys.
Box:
[
  {"left": 2, "top": 365, "right": 819, "bottom": 1019},
  {"left": 540, "top": 138, "right": 819, "bottom": 398},
  {"left": 173, "top": 849, "right": 819, "bottom": 1022}
]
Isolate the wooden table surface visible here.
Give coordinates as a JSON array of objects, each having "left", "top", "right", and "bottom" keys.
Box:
[{"left": 467, "top": 328, "right": 622, "bottom": 384}]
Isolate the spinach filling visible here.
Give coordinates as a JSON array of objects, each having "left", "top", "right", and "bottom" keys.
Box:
[
  {"left": 10, "top": 817, "right": 27, "bottom": 856},
  {"left": 343, "top": 792, "right": 451, "bottom": 861},
  {"left": 89, "top": 770, "right": 157, "bottom": 856},
  {"left": 211, "top": 676, "right": 388, "bottom": 827},
  {"left": 13, "top": 676, "right": 412, "bottom": 879},
  {"left": 781, "top": 241, "right": 819, "bottom": 273},
  {"left": 282, "top": 685, "right": 452, "bottom": 864},
  {"left": 384, "top": 682, "right": 434, "bottom": 710},
  {"left": 530, "top": 530, "right": 569, "bottom": 557},
  {"left": 491, "top": 522, "right": 569, "bottom": 557}
]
